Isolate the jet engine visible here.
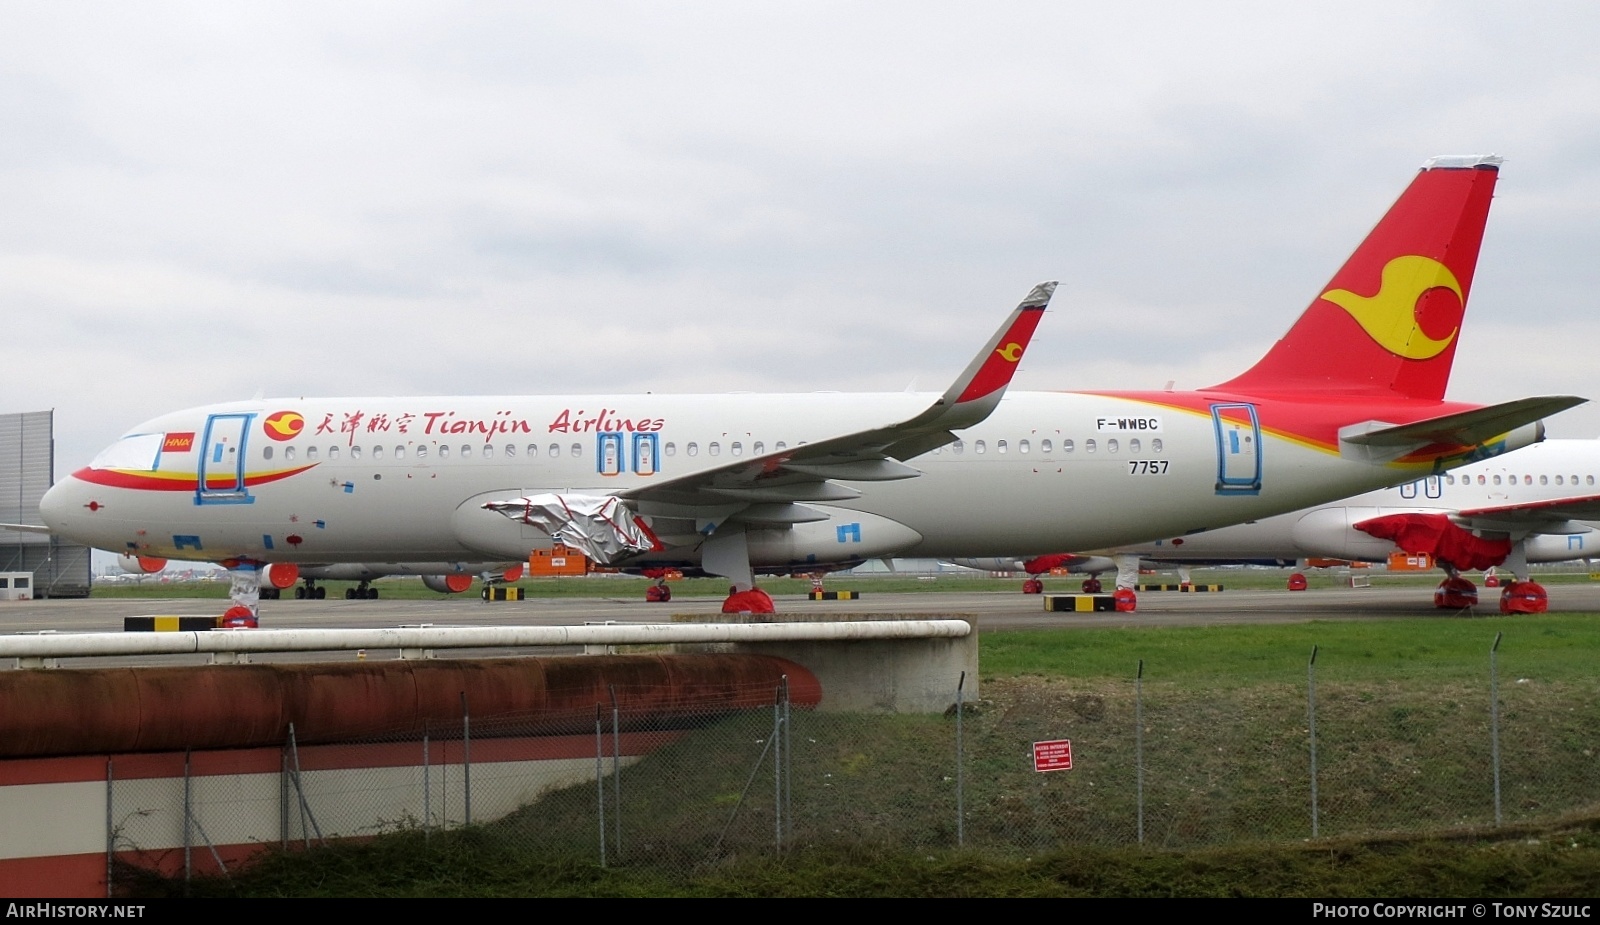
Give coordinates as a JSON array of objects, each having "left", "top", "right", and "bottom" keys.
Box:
[
  {"left": 421, "top": 573, "right": 474, "bottom": 594},
  {"left": 116, "top": 554, "right": 167, "bottom": 574}
]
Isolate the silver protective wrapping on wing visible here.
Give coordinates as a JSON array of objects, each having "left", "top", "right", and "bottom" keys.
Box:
[{"left": 482, "top": 494, "right": 655, "bottom": 565}]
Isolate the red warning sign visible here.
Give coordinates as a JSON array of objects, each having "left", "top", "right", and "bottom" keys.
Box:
[{"left": 1032, "top": 739, "right": 1073, "bottom": 772}]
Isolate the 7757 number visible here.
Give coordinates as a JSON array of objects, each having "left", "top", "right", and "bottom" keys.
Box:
[{"left": 1128, "top": 460, "right": 1169, "bottom": 475}]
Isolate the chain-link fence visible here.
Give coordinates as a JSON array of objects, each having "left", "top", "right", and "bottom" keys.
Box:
[{"left": 102, "top": 638, "right": 1600, "bottom": 888}]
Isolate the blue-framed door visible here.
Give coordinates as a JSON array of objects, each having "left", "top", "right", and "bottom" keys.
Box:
[
  {"left": 196, "top": 413, "right": 255, "bottom": 505},
  {"left": 1211, "top": 403, "right": 1262, "bottom": 495}
]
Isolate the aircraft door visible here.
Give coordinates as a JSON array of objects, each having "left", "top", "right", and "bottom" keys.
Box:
[
  {"left": 633, "top": 433, "right": 658, "bottom": 476},
  {"left": 1210, "top": 403, "right": 1262, "bottom": 495},
  {"left": 597, "top": 433, "right": 623, "bottom": 476},
  {"left": 196, "top": 413, "right": 254, "bottom": 505}
]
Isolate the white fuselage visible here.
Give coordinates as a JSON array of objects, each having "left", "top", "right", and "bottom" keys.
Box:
[
  {"left": 1106, "top": 439, "right": 1600, "bottom": 565},
  {"left": 41, "top": 390, "right": 1521, "bottom": 572}
]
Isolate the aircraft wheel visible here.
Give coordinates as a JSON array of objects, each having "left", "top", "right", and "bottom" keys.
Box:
[
  {"left": 368, "top": 588, "right": 380, "bottom": 599},
  {"left": 345, "top": 588, "right": 356, "bottom": 600},
  {"left": 314, "top": 586, "right": 326, "bottom": 600},
  {"left": 294, "top": 586, "right": 306, "bottom": 600}
]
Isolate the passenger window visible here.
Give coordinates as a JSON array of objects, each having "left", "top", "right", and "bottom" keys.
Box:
[
  {"left": 1152, "top": 438, "right": 1163, "bottom": 454},
  {"left": 572, "top": 443, "right": 582, "bottom": 458},
  {"left": 1130, "top": 438, "right": 1141, "bottom": 453},
  {"left": 1063, "top": 439, "right": 1074, "bottom": 453},
  {"left": 1492, "top": 475, "right": 1500, "bottom": 485},
  {"left": 1540, "top": 475, "right": 1547, "bottom": 485},
  {"left": 775, "top": 441, "right": 787, "bottom": 450},
  {"left": 374, "top": 446, "right": 384, "bottom": 460},
  {"left": 753, "top": 441, "right": 764, "bottom": 454},
  {"left": 307, "top": 446, "right": 318, "bottom": 460},
  {"left": 550, "top": 444, "right": 561, "bottom": 458},
  {"left": 975, "top": 440, "right": 986, "bottom": 454},
  {"left": 1041, "top": 439, "right": 1052, "bottom": 453},
  {"left": 665, "top": 442, "right": 676, "bottom": 457},
  {"left": 996, "top": 440, "right": 1007, "bottom": 454},
  {"left": 329, "top": 446, "right": 339, "bottom": 460},
  {"left": 710, "top": 442, "right": 721, "bottom": 456},
  {"left": 687, "top": 443, "right": 698, "bottom": 457},
  {"left": 952, "top": 440, "right": 964, "bottom": 455},
  {"left": 263, "top": 446, "right": 274, "bottom": 461},
  {"left": 438, "top": 445, "right": 449, "bottom": 459},
  {"left": 1019, "top": 439, "right": 1030, "bottom": 454},
  {"left": 732, "top": 442, "right": 743, "bottom": 457},
  {"left": 1086, "top": 439, "right": 1097, "bottom": 454},
  {"left": 351, "top": 446, "right": 362, "bottom": 460},
  {"left": 1107, "top": 439, "right": 1119, "bottom": 454},
  {"left": 286, "top": 446, "right": 296, "bottom": 461}
]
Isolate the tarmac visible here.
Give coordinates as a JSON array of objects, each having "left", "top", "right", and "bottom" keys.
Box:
[{"left": 3, "top": 579, "right": 1596, "bottom": 669}]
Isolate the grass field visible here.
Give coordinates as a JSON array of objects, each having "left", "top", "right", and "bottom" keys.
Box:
[{"left": 122, "top": 608, "right": 1600, "bottom": 898}]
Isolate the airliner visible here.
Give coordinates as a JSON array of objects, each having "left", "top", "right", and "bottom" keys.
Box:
[
  {"left": 31, "top": 155, "right": 1585, "bottom": 614},
  {"left": 954, "top": 438, "right": 1600, "bottom": 610},
  {"left": 114, "top": 553, "right": 521, "bottom": 599}
]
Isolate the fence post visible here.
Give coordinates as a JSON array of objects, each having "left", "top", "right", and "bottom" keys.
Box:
[
  {"left": 610, "top": 684, "right": 622, "bottom": 861},
  {"left": 1308, "top": 645, "right": 1320, "bottom": 838},
  {"left": 955, "top": 671, "right": 966, "bottom": 849},
  {"left": 595, "top": 705, "right": 607, "bottom": 868},
  {"left": 773, "top": 679, "right": 784, "bottom": 852},
  {"left": 183, "top": 748, "right": 192, "bottom": 893},
  {"left": 780, "top": 668, "right": 793, "bottom": 844},
  {"left": 105, "top": 759, "right": 113, "bottom": 899},
  {"left": 461, "top": 692, "right": 472, "bottom": 827},
  {"left": 423, "top": 721, "right": 431, "bottom": 842},
  {"left": 1490, "top": 631, "right": 1504, "bottom": 826},
  {"left": 1136, "top": 659, "right": 1144, "bottom": 846}
]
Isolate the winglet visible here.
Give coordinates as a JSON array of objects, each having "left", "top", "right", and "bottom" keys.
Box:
[{"left": 941, "top": 280, "right": 1055, "bottom": 417}]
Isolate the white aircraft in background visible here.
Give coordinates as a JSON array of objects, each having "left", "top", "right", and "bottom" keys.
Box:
[
  {"left": 113, "top": 553, "right": 521, "bottom": 599},
  {"left": 31, "top": 155, "right": 1584, "bottom": 615},
  {"left": 1102, "top": 437, "right": 1600, "bottom": 609}
]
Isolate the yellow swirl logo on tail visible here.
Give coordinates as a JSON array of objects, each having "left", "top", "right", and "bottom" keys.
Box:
[
  {"left": 1320, "top": 255, "right": 1462, "bottom": 360},
  {"left": 995, "top": 342, "right": 1024, "bottom": 362}
]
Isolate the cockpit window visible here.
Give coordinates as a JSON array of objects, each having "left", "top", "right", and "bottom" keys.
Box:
[{"left": 91, "top": 433, "right": 164, "bottom": 471}]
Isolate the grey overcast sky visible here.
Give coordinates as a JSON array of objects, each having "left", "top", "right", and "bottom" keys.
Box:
[{"left": 4, "top": 1, "right": 1599, "bottom": 473}]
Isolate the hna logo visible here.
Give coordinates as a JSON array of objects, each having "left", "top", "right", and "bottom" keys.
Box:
[
  {"left": 162, "top": 432, "right": 195, "bottom": 453},
  {"left": 263, "top": 411, "right": 305, "bottom": 442}
]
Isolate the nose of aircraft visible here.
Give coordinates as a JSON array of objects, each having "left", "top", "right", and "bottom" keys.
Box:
[{"left": 38, "top": 476, "right": 86, "bottom": 539}]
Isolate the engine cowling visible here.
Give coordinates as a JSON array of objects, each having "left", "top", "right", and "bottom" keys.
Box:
[
  {"left": 261, "top": 563, "right": 300, "bottom": 590},
  {"left": 116, "top": 554, "right": 167, "bottom": 575},
  {"left": 422, "top": 573, "right": 474, "bottom": 594}
]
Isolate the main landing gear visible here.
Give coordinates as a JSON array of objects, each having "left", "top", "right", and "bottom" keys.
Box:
[
  {"left": 345, "top": 581, "right": 379, "bottom": 600},
  {"left": 294, "top": 581, "right": 327, "bottom": 600},
  {"left": 1431, "top": 542, "right": 1549, "bottom": 614},
  {"left": 703, "top": 528, "right": 775, "bottom": 615}
]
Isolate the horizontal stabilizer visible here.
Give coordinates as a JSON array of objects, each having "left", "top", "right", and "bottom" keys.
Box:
[
  {"left": 1339, "top": 396, "right": 1585, "bottom": 449},
  {"left": 0, "top": 523, "right": 52, "bottom": 535}
]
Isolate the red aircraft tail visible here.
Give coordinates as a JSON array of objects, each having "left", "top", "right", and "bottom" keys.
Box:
[{"left": 1211, "top": 155, "right": 1501, "bottom": 401}]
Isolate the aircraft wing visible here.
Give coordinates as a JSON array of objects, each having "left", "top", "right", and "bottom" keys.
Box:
[
  {"left": 615, "top": 281, "right": 1057, "bottom": 525},
  {"left": 0, "top": 523, "right": 52, "bottom": 535},
  {"left": 1454, "top": 493, "right": 1600, "bottom": 532}
]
